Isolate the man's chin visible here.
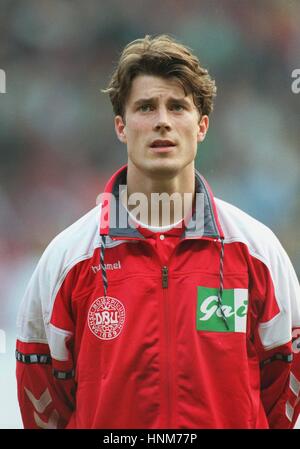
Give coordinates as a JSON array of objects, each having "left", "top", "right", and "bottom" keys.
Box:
[{"left": 143, "top": 159, "right": 181, "bottom": 178}]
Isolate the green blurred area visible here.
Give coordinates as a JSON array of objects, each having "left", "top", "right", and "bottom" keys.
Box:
[
  {"left": 0, "top": 0, "right": 300, "bottom": 429},
  {"left": 0, "top": 0, "right": 299, "bottom": 307}
]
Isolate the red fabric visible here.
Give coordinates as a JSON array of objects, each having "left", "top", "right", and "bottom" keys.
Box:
[
  {"left": 16, "top": 239, "right": 299, "bottom": 428},
  {"left": 16, "top": 167, "right": 300, "bottom": 429}
]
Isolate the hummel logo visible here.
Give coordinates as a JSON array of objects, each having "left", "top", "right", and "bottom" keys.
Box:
[
  {"left": 24, "top": 387, "right": 59, "bottom": 429},
  {"left": 92, "top": 260, "right": 122, "bottom": 273}
]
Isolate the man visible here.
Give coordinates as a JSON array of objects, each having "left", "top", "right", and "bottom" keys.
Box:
[{"left": 16, "top": 34, "right": 300, "bottom": 429}]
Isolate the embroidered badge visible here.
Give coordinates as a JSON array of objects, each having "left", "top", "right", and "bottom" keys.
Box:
[{"left": 88, "top": 296, "right": 126, "bottom": 340}]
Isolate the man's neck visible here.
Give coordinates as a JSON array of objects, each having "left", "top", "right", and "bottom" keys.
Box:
[{"left": 124, "top": 162, "right": 195, "bottom": 227}]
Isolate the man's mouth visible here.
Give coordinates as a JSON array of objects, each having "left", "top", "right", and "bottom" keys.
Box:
[
  {"left": 150, "top": 139, "right": 176, "bottom": 148},
  {"left": 150, "top": 140, "right": 176, "bottom": 153}
]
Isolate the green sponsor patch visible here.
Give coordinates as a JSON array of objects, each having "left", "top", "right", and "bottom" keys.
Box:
[{"left": 196, "top": 287, "right": 248, "bottom": 333}]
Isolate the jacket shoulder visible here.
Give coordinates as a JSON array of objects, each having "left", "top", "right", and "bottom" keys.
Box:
[
  {"left": 44, "top": 204, "right": 101, "bottom": 261},
  {"left": 38, "top": 204, "right": 102, "bottom": 306},
  {"left": 215, "top": 197, "right": 300, "bottom": 335},
  {"left": 215, "top": 197, "right": 283, "bottom": 261},
  {"left": 17, "top": 205, "right": 101, "bottom": 338}
]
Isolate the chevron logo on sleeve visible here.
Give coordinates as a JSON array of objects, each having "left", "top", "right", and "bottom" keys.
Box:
[{"left": 24, "top": 387, "right": 59, "bottom": 429}]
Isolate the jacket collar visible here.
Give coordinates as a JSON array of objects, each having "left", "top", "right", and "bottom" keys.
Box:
[{"left": 99, "top": 164, "right": 224, "bottom": 240}]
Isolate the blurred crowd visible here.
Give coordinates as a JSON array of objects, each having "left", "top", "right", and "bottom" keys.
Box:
[{"left": 0, "top": 0, "right": 300, "bottom": 328}]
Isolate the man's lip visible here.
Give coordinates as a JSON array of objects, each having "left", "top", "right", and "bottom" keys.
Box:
[
  {"left": 150, "top": 140, "right": 176, "bottom": 147},
  {"left": 149, "top": 145, "right": 175, "bottom": 154}
]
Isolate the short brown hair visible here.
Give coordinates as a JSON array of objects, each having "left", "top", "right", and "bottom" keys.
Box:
[{"left": 103, "top": 34, "right": 217, "bottom": 118}]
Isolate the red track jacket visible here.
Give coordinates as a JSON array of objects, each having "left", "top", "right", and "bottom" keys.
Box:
[{"left": 16, "top": 165, "right": 300, "bottom": 428}]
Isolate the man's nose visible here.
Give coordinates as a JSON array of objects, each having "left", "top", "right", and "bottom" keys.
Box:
[{"left": 153, "top": 108, "right": 171, "bottom": 132}]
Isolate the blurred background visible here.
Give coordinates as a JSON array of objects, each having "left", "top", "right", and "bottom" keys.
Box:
[{"left": 0, "top": 0, "right": 299, "bottom": 428}]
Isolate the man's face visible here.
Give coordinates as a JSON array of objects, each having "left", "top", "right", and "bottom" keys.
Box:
[{"left": 115, "top": 75, "right": 209, "bottom": 178}]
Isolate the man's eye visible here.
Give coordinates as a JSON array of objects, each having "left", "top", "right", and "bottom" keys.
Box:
[
  {"left": 138, "top": 104, "right": 153, "bottom": 112},
  {"left": 171, "top": 104, "right": 184, "bottom": 111}
]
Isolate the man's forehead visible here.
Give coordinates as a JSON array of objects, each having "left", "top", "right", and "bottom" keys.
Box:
[{"left": 128, "top": 75, "right": 192, "bottom": 102}]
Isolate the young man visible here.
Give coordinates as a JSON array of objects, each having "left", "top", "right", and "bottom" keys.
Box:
[{"left": 16, "top": 35, "right": 300, "bottom": 429}]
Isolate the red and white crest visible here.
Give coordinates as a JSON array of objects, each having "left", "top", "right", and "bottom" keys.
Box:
[{"left": 88, "top": 296, "right": 125, "bottom": 340}]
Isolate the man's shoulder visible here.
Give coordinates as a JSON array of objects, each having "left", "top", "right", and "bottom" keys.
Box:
[
  {"left": 215, "top": 197, "right": 285, "bottom": 262},
  {"left": 18, "top": 205, "right": 102, "bottom": 328},
  {"left": 40, "top": 204, "right": 101, "bottom": 270}
]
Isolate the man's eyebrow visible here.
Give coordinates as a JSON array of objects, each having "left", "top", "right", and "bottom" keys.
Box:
[
  {"left": 165, "top": 96, "right": 192, "bottom": 105},
  {"left": 132, "top": 96, "right": 191, "bottom": 106},
  {"left": 132, "top": 98, "right": 155, "bottom": 106}
]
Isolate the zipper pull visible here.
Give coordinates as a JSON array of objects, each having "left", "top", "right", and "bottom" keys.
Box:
[{"left": 162, "top": 266, "right": 168, "bottom": 289}]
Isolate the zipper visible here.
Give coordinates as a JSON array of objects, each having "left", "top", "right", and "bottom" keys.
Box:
[
  {"left": 161, "top": 265, "right": 172, "bottom": 427},
  {"left": 162, "top": 266, "right": 168, "bottom": 288},
  {"left": 137, "top": 241, "right": 173, "bottom": 426},
  {"left": 140, "top": 242, "right": 179, "bottom": 427}
]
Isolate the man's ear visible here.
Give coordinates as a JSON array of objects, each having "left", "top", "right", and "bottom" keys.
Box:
[
  {"left": 115, "top": 115, "right": 127, "bottom": 144},
  {"left": 197, "top": 115, "right": 209, "bottom": 143}
]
